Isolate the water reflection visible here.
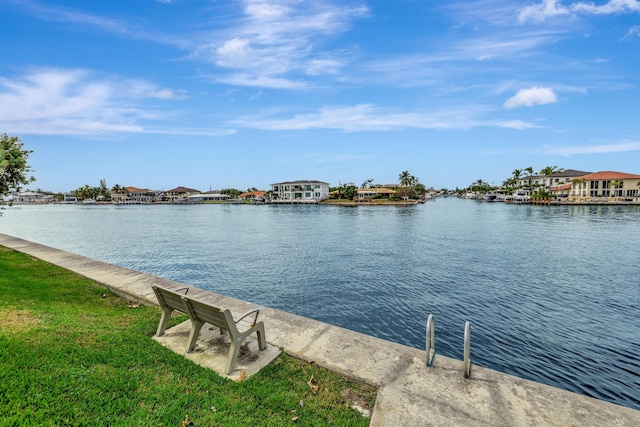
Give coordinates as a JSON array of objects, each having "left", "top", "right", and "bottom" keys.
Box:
[{"left": 1, "top": 199, "right": 639, "bottom": 409}]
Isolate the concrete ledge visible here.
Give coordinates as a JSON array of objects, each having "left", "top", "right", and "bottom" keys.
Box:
[
  {"left": 2, "top": 233, "right": 639, "bottom": 426},
  {"left": 153, "top": 320, "right": 281, "bottom": 382}
]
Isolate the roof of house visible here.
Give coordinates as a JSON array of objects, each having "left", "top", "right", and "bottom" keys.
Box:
[
  {"left": 550, "top": 183, "right": 572, "bottom": 191},
  {"left": 557, "top": 169, "right": 592, "bottom": 178},
  {"left": 271, "top": 180, "right": 329, "bottom": 186},
  {"left": 357, "top": 187, "right": 396, "bottom": 194},
  {"left": 239, "top": 191, "right": 266, "bottom": 198},
  {"left": 576, "top": 171, "right": 640, "bottom": 181},
  {"left": 166, "top": 186, "right": 200, "bottom": 193},
  {"left": 126, "top": 186, "right": 152, "bottom": 193}
]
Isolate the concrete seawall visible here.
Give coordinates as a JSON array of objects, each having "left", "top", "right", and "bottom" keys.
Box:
[{"left": 2, "top": 233, "right": 639, "bottom": 426}]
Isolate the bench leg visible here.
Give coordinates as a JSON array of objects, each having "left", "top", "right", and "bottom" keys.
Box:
[
  {"left": 156, "top": 307, "right": 173, "bottom": 336},
  {"left": 255, "top": 323, "right": 267, "bottom": 351},
  {"left": 186, "top": 320, "right": 205, "bottom": 353},
  {"left": 225, "top": 339, "right": 242, "bottom": 375}
]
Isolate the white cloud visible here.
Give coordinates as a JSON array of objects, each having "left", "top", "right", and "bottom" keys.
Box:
[
  {"left": 196, "top": 0, "right": 368, "bottom": 88},
  {"left": 544, "top": 141, "right": 640, "bottom": 155},
  {"left": 519, "top": 0, "right": 640, "bottom": 23},
  {"left": 622, "top": 25, "right": 640, "bottom": 39},
  {"left": 499, "top": 119, "right": 539, "bottom": 129},
  {"left": 12, "top": 0, "right": 188, "bottom": 47},
  {"left": 0, "top": 68, "right": 221, "bottom": 136},
  {"left": 231, "top": 103, "right": 518, "bottom": 132},
  {"left": 215, "top": 73, "right": 308, "bottom": 89},
  {"left": 504, "top": 86, "right": 558, "bottom": 108}
]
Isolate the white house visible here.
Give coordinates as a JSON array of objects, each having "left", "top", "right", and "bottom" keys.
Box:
[
  {"left": 187, "top": 193, "right": 230, "bottom": 203},
  {"left": 270, "top": 180, "right": 330, "bottom": 202},
  {"left": 14, "top": 191, "right": 52, "bottom": 204},
  {"left": 517, "top": 169, "right": 591, "bottom": 188}
]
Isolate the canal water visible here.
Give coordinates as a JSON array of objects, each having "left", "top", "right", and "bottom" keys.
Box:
[{"left": 1, "top": 198, "right": 639, "bottom": 410}]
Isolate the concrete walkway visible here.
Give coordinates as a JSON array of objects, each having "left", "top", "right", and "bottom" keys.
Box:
[{"left": 2, "top": 233, "right": 639, "bottom": 426}]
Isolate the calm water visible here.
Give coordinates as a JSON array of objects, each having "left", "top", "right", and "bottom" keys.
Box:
[{"left": 1, "top": 199, "right": 639, "bottom": 410}]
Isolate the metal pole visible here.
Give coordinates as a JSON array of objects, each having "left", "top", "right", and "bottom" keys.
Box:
[
  {"left": 463, "top": 321, "right": 471, "bottom": 378},
  {"left": 425, "top": 314, "right": 435, "bottom": 367}
]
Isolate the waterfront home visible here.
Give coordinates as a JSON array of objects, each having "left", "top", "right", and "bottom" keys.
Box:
[
  {"left": 163, "top": 186, "right": 200, "bottom": 202},
  {"left": 570, "top": 171, "right": 640, "bottom": 200},
  {"left": 187, "top": 192, "right": 230, "bottom": 203},
  {"left": 124, "top": 187, "right": 163, "bottom": 203},
  {"left": 239, "top": 191, "right": 267, "bottom": 201},
  {"left": 357, "top": 187, "right": 396, "bottom": 201},
  {"left": 13, "top": 191, "right": 52, "bottom": 204},
  {"left": 517, "top": 169, "right": 592, "bottom": 188},
  {"left": 270, "top": 180, "right": 330, "bottom": 202},
  {"left": 549, "top": 183, "right": 572, "bottom": 198}
]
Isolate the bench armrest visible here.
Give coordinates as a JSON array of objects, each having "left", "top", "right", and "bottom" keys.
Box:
[{"left": 235, "top": 308, "right": 260, "bottom": 327}]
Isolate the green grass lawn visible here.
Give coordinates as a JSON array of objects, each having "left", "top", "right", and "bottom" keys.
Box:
[{"left": 0, "top": 246, "right": 376, "bottom": 426}]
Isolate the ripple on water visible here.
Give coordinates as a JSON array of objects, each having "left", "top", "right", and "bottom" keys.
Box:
[{"left": 1, "top": 200, "right": 639, "bottom": 410}]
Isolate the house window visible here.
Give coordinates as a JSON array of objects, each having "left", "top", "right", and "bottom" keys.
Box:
[
  {"left": 602, "top": 190, "right": 610, "bottom": 197},
  {"left": 305, "top": 192, "right": 311, "bottom": 198},
  {"left": 626, "top": 189, "right": 638, "bottom": 197},
  {"left": 603, "top": 180, "right": 610, "bottom": 189},
  {"left": 590, "top": 190, "right": 598, "bottom": 197},
  {"left": 590, "top": 181, "right": 599, "bottom": 189},
  {"left": 314, "top": 192, "right": 320, "bottom": 198},
  {"left": 294, "top": 192, "right": 302, "bottom": 199}
]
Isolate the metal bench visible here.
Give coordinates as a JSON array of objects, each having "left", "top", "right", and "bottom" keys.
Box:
[{"left": 152, "top": 285, "right": 267, "bottom": 374}]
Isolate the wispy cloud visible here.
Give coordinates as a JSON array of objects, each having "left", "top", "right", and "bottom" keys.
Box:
[
  {"left": 519, "top": 0, "right": 640, "bottom": 23},
  {"left": 0, "top": 68, "right": 229, "bottom": 136},
  {"left": 193, "top": 0, "right": 368, "bottom": 89},
  {"left": 504, "top": 86, "right": 558, "bottom": 108},
  {"left": 544, "top": 142, "right": 640, "bottom": 155},
  {"left": 231, "top": 103, "right": 535, "bottom": 132},
  {"left": 6, "top": 0, "right": 188, "bottom": 48},
  {"left": 622, "top": 25, "right": 640, "bottom": 40}
]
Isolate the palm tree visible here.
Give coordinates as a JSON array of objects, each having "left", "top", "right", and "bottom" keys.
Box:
[
  {"left": 512, "top": 169, "right": 522, "bottom": 188},
  {"left": 110, "top": 184, "right": 127, "bottom": 202},
  {"left": 524, "top": 166, "right": 534, "bottom": 192},
  {"left": 399, "top": 171, "right": 413, "bottom": 187},
  {"left": 610, "top": 179, "right": 624, "bottom": 201},
  {"left": 572, "top": 178, "right": 587, "bottom": 202},
  {"left": 539, "top": 166, "right": 560, "bottom": 190},
  {"left": 361, "top": 178, "right": 374, "bottom": 189}
]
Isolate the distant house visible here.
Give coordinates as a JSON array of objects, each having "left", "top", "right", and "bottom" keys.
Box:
[
  {"left": 163, "top": 186, "right": 200, "bottom": 202},
  {"left": 63, "top": 193, "right": 78, "bottom": 203},
  {"left": 518, "top": 169, "right": 592, "bottom": 188},
  {"left": 14, "top": 191, "right": 51, "bottom": 204},
  {"left": 270, "top": 180, "right": 330, "bottom": 202},
  {"left": 549, "top": 183, "right": 573, "bottom": 198},
  {"left": 239, "top": 191, "right": 267, "bottom": 200},
  {"left": 125, "top": 187, "right": 162, "bottom": 203},
  {"left": 357, "top": 187, "right": 396, "bottom": 200},
  {"left": 187, "top": 192, "right": 230, "bottom": 203},
  {"left": 570, "top": 171, "right": 640, "bottom": 199}
]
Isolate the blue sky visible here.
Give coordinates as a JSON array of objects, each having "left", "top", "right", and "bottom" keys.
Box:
[{"left": 1, "top": 0, "right": 639, "bottom": 192}]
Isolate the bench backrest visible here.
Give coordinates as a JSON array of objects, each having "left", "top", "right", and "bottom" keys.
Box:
[
  {"left": 152, "top": 286, "right": 190, "bottom": 314},
  {"left": 153, "top": 285, "right": 239, "bottom": 336},
  {"left": 185, "top": 298, "right": 238, "bottom": 336}
]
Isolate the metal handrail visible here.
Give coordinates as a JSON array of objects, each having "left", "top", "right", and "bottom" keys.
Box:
[
  {"left": 463, "top": 321, "right": 471, "bottom": 378},
  {"left": 425, "top": 314, "right": 435, "bottom": 367}
]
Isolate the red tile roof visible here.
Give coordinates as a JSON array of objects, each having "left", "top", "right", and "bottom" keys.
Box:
[
  {"left": 239, "top": 191, "right": 266, "bottom": 198},
  {"left": 577, "top": 171, "right": 640, "bottom": 180}
]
